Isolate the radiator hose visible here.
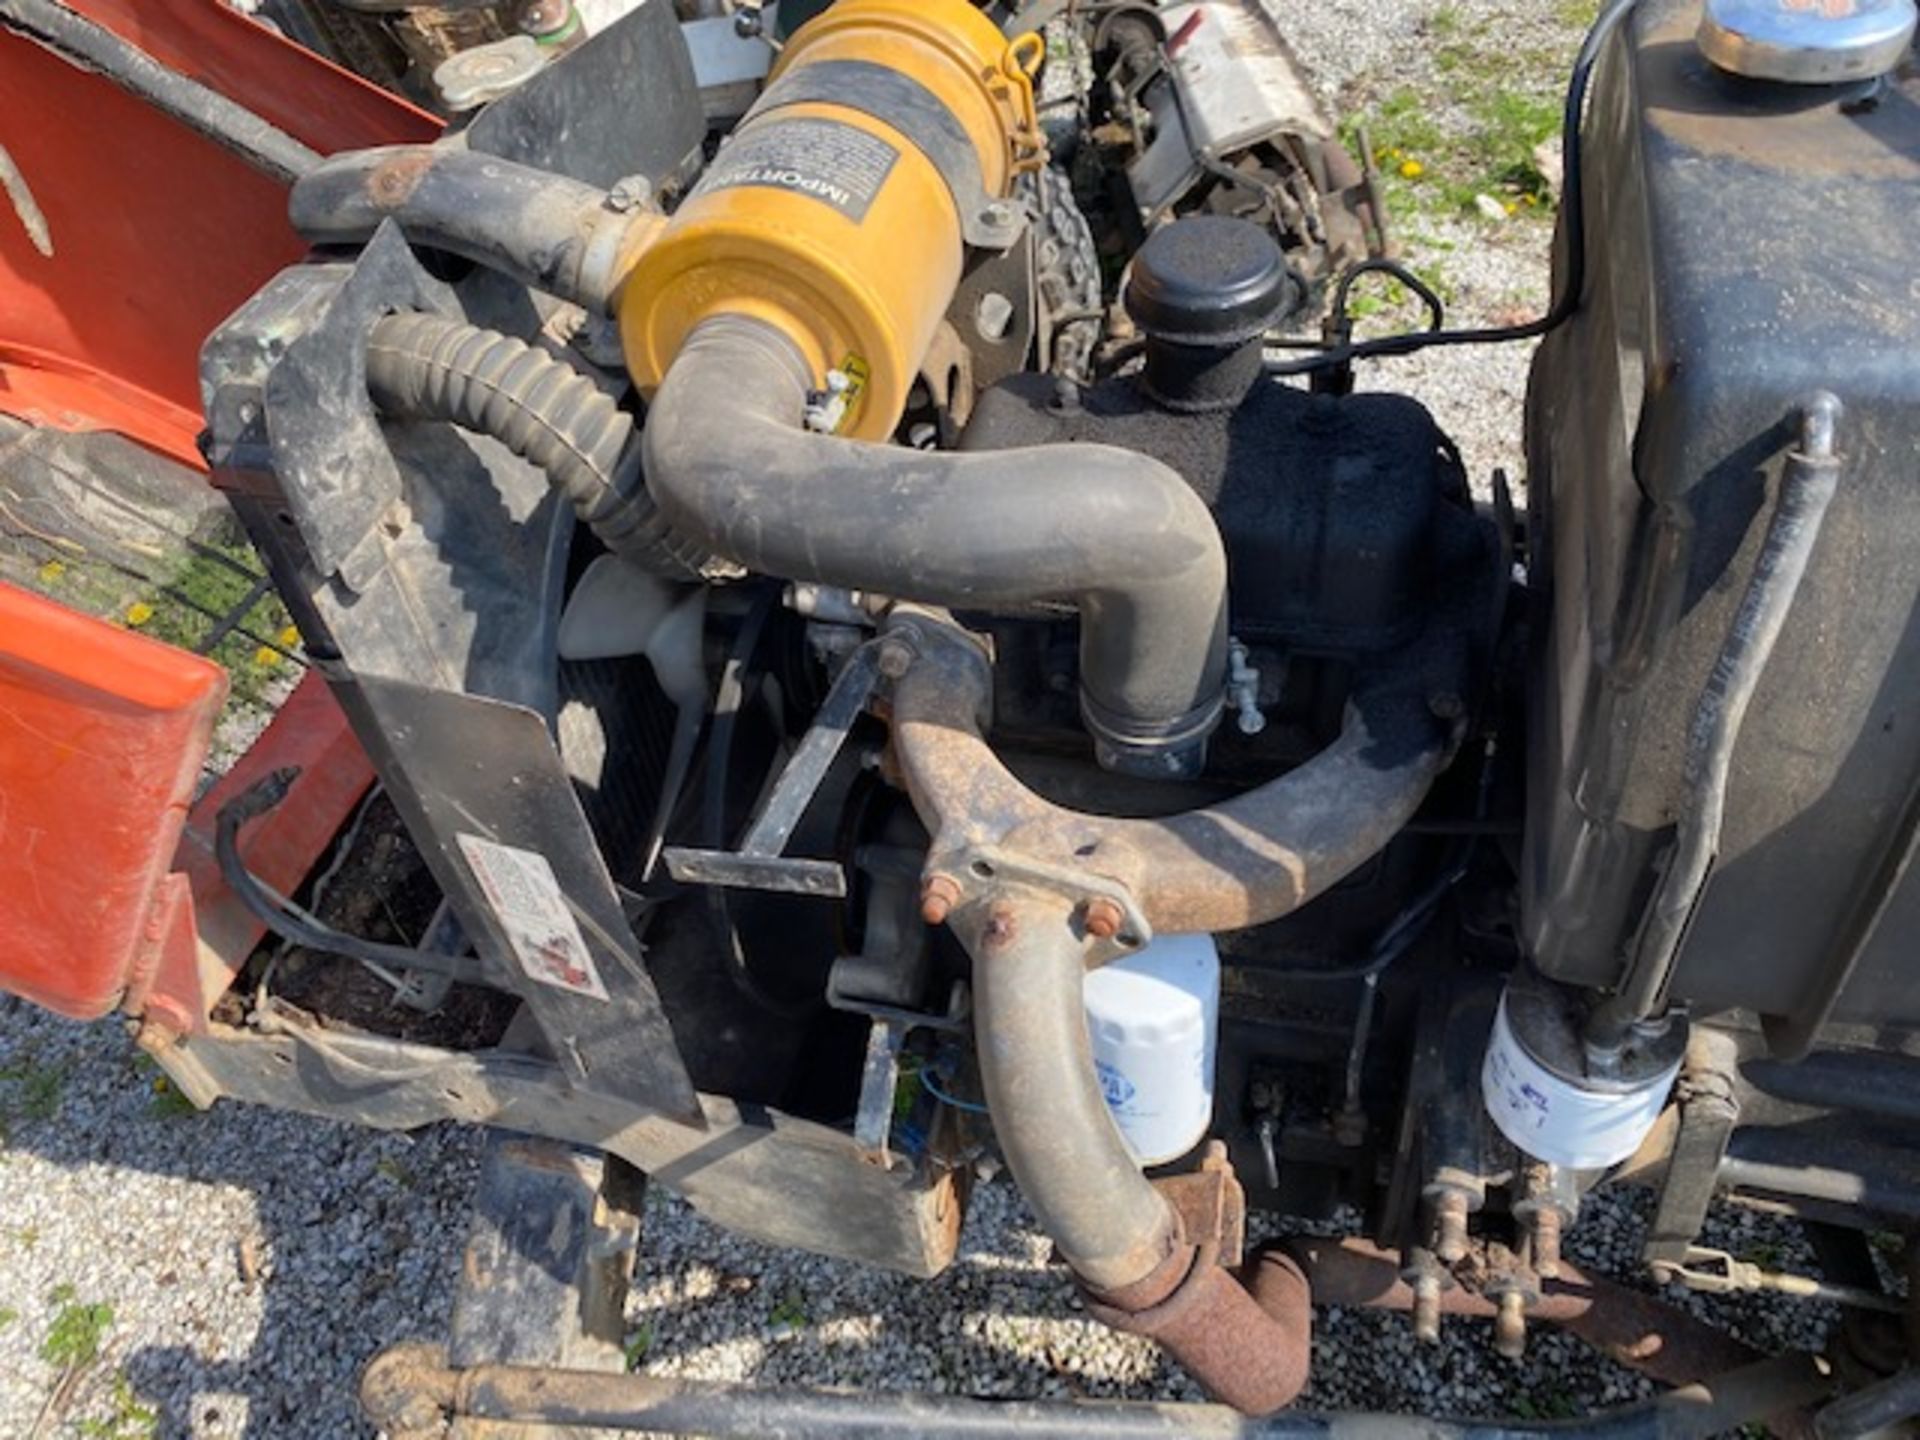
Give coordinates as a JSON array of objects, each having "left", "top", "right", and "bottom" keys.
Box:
[
  {"left": 362, "top": 312, "right": 716, "bottom": 579},
  {"left": 642, "top": 315, "right": 1230, "bottom": 775}
]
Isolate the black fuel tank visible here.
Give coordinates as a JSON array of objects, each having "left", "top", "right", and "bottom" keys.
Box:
[{"left": 1524, "top": 0, "right": 1920, "bottom": 1042}]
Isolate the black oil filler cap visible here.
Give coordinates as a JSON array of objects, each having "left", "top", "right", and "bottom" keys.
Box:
[{"left": 1124, "top": 216, "right": 1302, "bottom": 346}]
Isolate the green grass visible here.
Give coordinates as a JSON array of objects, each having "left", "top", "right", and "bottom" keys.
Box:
[
  {"left": 129, "top": 1054, "right": 198, "bottom": 1121},
  {"left": 77, "top": 1373, "right": 158, "bottom": 1440},
  {"left": 131, "top": 524, "right": 299, "bottom": 714},
  {"left": 40, "top": 1285, "right": 114, "bottom": 1369},
  {"left": 1344, "top": 6, "right": 1577, "bottom": 227},
  {"left": 622, "top": 1324, "right": 654, "bottom": 1371},
  {"left": 769, "top": 1291, "right": 809, "bottom": 1331},
  {"left": 0, "top": 1051, "right": 68, "bottom": 1140}
]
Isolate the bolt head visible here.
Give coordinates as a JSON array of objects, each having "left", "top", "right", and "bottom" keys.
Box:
[
  {"left": 1083, "top": 897, "right": 1124, "bottom": 940},
  {"left": 920, "top": 873, "right": 961, "bottom": 926},
  {"left": 877, "top": 640, "right": 914, "bottom": 679}
]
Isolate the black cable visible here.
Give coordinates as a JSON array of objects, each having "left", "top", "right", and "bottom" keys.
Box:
[
  {"left": 216, "top": 768, "right": 471, "bottom": 980},
  {"left": 1332, "top": 258, "right": 1447, "bottom": 337},
  {"left": 1266, "top": 0, "right": 1639, "bottom": 378},
  {"left": 1267, "top": 840, "right": 1474, "bottom": 985}
]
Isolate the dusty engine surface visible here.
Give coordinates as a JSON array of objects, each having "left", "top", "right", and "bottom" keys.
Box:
[{"left": 164, "top": 0, "right": 1920, "bottom": 1426}]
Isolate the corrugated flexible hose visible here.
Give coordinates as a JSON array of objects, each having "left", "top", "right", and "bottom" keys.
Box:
[{"left": 363, "top": 312, "right": 717, "bottom": 579}]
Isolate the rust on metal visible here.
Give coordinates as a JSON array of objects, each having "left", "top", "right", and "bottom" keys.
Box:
[
  {"left": 367, "top": 148, "right": 434, "bottom": 211},
  {"left": 980, "top": 904, "right": 1018, "bottom": 949},
  {"left": 919, "top": 872, "right": 961, "bottom": 926},
  {"left": 1091, "top": 1245, "right": 1313, "bottom": 1417},
  {"left": 888, "top": 611, "right": 1448, "bottom": 935},
  {"left": 1285, "top": 1236, "right": 1776, "bottom": 1390}
]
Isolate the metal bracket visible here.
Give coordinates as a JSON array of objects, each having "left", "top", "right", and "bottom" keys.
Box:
[
  {"left": 1153, "top": 1141, "right": 1246, "bottom": 1270},
  {"left": 665, "top": 637, "right": 895, "bottom": 898},
  {"left": 928, "top": 843, "right": 1153, "bottom": 955},
  {"left": 852, "top": 1017, "right": 909, "bottom": 1171}
]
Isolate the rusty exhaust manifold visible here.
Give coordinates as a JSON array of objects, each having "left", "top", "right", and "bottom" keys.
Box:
[{"left": 890, "top": 611, "right": 1465, "bottom": 1411}]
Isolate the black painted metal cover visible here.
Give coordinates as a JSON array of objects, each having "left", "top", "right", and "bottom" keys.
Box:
[{"left": 1524, "top": 0, "right": 1920, "bottom": 1042}]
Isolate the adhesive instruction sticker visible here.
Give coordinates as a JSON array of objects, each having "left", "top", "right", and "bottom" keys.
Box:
[
  {"left": 457, "top": 834, "right": 609, "bottom": 1001},
  {"left": 695, "top": 116, "right": 900, "bottom": 222}
]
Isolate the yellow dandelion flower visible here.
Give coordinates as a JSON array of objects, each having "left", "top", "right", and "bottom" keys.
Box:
[
  {"left": 1399, "top": 159, "right": 1424, "bottom": 180},
  {"left": 278, "top": 624, "right": 301, "bottom": 648},
  {"left": 253, "top": 646, "right": 281, "bottom": 668},
  {"left": 38, "top": 560, "right": 64, "bottom": 582},
  {"left": 125, "top": 600, "right": 154, "bottom": 626}
]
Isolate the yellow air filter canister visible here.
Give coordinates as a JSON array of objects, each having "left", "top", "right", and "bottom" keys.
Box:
[{"left": 615, "top": 0, "right": 1042, "bottom": 440}]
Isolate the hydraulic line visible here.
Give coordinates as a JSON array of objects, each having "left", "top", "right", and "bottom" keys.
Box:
[{"left": 1588, "top": 394, "right": 1843, "bottom": 1051}]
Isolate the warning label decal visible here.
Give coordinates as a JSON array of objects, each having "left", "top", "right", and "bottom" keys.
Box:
[
  {"left": 457, "top": 833, "right": 609, "bottom": 1001},
  {"left": 695, "top": 117, "right": 900, "bottom": 222}
]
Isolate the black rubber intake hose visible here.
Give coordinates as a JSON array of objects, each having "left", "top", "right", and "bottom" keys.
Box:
[
  {"left": 290, "top": 146, "right": 638, "bottom": 313},
  {"left": 644, "top": 315, "right": 1230, "bottom": 774},
  {"left": 364, "top": 313, "right": 716, "bottom": 579}
]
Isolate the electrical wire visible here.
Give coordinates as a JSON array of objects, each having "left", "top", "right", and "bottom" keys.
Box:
[
  {"left": 216, "top": 767, "right": 472, "bottom": 981},
  {"left": 1266, "top": 0, "right": 1640, "bottom": 378},
  {"left": 917, "top": 1058, "right": 991, "bottom": 1115}
]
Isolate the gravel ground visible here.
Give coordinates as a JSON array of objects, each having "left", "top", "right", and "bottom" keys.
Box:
[
  {"left": 0, "top": 982, "right": 1845, "bottom": 1438},
  {"left": 0, "top": 2, "right": 1877, "bottom": 1437}
]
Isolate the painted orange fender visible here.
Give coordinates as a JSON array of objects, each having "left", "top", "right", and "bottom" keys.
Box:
[{"left": 0, "top": 0, "right": 437, "bottom": 468}]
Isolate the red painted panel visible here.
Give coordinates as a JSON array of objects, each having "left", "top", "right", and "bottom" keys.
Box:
[
  {"left": 0, "top": 1, "right": 437, "bottom": 466},
  {"left": 65, "top": 0, "right": 440, "bottom": 156},
  {"left": 0, "top": 580, "right": 226, "bottom": 1019},
  {"left": 156, "top": 670, "right": 375, "bottom": 1030}
]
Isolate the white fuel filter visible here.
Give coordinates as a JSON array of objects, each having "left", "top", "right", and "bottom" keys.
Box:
[{"left": 1482, "top": 972, "right": 1687, "bottom": 1171}]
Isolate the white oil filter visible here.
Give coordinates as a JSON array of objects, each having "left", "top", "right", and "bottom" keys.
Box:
[{"left": 1083, "top": 932, "right": 1220, "bottom": 1165}]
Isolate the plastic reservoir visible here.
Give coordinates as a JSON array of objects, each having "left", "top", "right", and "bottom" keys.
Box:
[{"left": 1083, "top": 933, "right": 1220, "bottom": 1165}]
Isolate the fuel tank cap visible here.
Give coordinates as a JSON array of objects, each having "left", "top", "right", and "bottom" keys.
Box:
[{"left": 1699, "top": 0, "right": 1917, "bottom": 84}]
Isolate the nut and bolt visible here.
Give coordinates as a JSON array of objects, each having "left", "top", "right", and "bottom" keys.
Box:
[
  {"left": 605, "top": 174, "right": 654, "bottom": 214},
  {"left": 877, "top": 639, "right": 915, "bottom": 679},
  {"left": 1493, "top": 1290, "right": 1528, "bottom": 1359},
  {"left": 920, "top": 873, "right": 961, "bottom": 927},
  {"left": 130, "top": 1016, "right": 181, "bottom": 1055},
  {"left": 1432, "top": 1189, "right": 1471, "bottom": 1264},
  {"left": 1083, "top": 896, "right": 1124, "bottom": 940},
  {"left": 1411, "top": 1271, "right": 1443, "bottom": 1345}
]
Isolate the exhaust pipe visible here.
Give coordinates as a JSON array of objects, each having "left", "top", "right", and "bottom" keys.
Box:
[
  {"left": 888, "top": 609, "right": 1463, "bottom": 1412},
  {"left": 959, "top": 893, "right": 1311, "bottom": 1414}
]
